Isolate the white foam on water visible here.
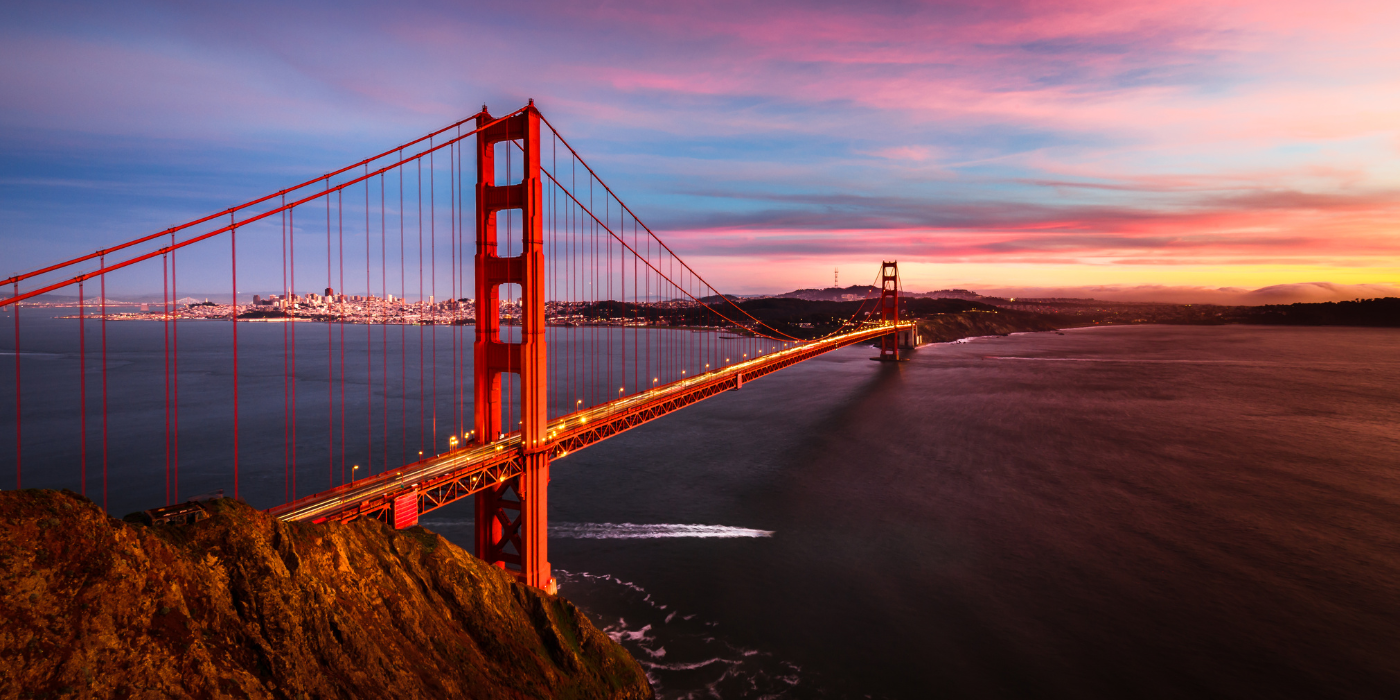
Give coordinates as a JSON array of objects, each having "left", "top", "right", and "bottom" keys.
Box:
[
  {"left": 550, "top": 522, "right": 775, "bottom": 539},
  {"left": 419, "top": 521, "right": 775, "bottom": 540},
  {"left": 557, "top": 569, "right": 810, "bottom": 699},
  {"left": 642, "top": 658, "right": 735, "bottom": 672}
]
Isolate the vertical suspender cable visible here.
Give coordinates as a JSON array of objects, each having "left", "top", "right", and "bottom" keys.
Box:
[
  {"left": 282, "top": 198, "right": 290, "bottom": 501},
  {"left": 101, "top": 260, "right": 108, "bottom": 509},
  {"left": 172, "top": 238, "right": 179, "bottom": 500},
  {"left": 12, "top": 281, "right": 19, "bottom": 489},
  {"left": 501, "top": 144, "right": 506, "bottom": 431},
  {"left": 327, "top": 181, "right": 333, "bottom": 488},
  {"left": 172, "top": 242, "right": 180, "bottom": 504},
  {"left": 338, "top": 191, "right": 346, "bottom": 484},
  {"left": 430, "top": 146, "right": 437, "bottom": 451},
  {"left": 606, "top": 193, "right": 611, "bottom": 400},
  {"left": 462, "top": 137, "right": 467, "bottom": 439},
  {"left": 381, "top": 174, "right": 388, "bottom": 471},
  {"left": 229, "top": 219, "right": 239, "bottom": 499},
  {"left": 449, "top": 143, "right": 457, "bottom": 444},
  {"left": 366, "top": 165, "right": 373, "bottom": 474},
  {"left": 163, "top": 253, "right": 170, "bottom": 504},
  {"left": 78, "top": 281, "right": 85, "bottom": 495},
  {"left": 400, "top": 152, "right": 406, "bottom": 464},
  {"left": 290, "top": 203, "right": 298, "bottom": 499},
  {"left": 418, "top": 160, "right": 424, "bottom": 456}
]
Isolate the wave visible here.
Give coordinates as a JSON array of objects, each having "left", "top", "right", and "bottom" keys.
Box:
[
  {"left": 550, "top": 522, "right": 775, "bottom": 539},
  {"left": 556, "top": 570, "right": 806, "bottom": 699}
]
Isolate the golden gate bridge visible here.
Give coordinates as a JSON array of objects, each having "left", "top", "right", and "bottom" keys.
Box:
[{"left": 1, "top": 102, "right": 911, "bottom": 594}]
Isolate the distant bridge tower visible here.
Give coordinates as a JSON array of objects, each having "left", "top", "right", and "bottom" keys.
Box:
[
  {"left": 473, "top": 103, "right": 555, "bottom": 593},
  {"left": 878, "top": 261, "right": 901, "bottom": 361}
]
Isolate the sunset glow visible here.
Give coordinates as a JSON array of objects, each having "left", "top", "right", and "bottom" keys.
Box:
[{"left": 2, "top": 0, "right": 1397, "bottom": 302}]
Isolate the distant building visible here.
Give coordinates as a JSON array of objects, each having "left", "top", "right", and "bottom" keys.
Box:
[
  {"left": 325, "top": 287, "right": 334, "bottom": 297},
  {"left": 253, "top": 294, "right": 261, "bottom": 304}
]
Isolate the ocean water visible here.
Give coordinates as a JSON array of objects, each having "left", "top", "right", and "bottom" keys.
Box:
[
  {"left": 429, "top": 324, "right": 1400, "bottom": 699},
  {"left": 4, "top": 318, "right": 1399, "bottom": 698}
]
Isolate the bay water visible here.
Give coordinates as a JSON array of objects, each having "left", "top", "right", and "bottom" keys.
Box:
[{"left": 3, "top": 316, "right": 1397, "bottom": 698}]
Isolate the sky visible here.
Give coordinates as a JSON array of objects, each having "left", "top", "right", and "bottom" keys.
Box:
[{"left": 2, "top": 0, "right": 1398, "bottom": 303}]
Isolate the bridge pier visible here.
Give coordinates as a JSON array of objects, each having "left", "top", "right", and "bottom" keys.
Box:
[{"left": 473, "top": 103, "right": 555, "bottom": 594}]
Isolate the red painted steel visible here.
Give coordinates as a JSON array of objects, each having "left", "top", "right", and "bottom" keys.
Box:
[
  {"left": 878, "top": 261, "right": 901, "bottom": 361},
  {"left": 0, "top": 112, "right": 491, "bottom": 293},
  {"left": 268, "top": 322, "right": 908, "bottom": 529},
  {"left": 11, "top": 282, "right": 19, "bottom": 488},
  {"left": 3, "top": 101, "right": 914, "bottom": 600},
  {"left": 473, "top": 104, "right": 554, "bottom": 593},
  {"left": 393, "top": 492, "right": 419, "bottom": 529},
  {"left": 0, "top": 109, "right": 527, "bottom": 312}
]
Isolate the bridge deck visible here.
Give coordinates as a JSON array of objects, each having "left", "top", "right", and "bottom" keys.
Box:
[{"left": 270, "top": 322, "right": 912, "bottom": 525}]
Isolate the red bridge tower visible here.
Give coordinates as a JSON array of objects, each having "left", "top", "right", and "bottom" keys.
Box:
[
  {"left": 473, "top": 103, "right": 555, "bottom": 593},
  {"left": 878, "top": 261, "right": 901, "bottom": 361}
]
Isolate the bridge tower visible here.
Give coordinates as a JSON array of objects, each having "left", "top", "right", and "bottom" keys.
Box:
[
  {"left": 473, "top": 103, "right": 555, "bottom": 594},
  {"left": 878, "top": 261, "right": 901, "bottom": 361}
]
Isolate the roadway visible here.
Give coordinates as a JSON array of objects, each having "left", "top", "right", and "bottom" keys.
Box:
[{"left": 270, "top": 321, "right": 912, "bottom": 525}]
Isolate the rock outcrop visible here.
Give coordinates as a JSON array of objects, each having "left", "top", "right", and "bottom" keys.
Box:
[
  {"left": 0, "top": 489, "right": 652, "bottom": 699},
  {"left": 915, "top": 310, "right": 1059, "bottom": 344}
]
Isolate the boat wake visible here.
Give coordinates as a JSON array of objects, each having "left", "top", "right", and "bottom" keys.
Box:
[{"left": 550, "top": 522, "right": 775, "bottom": 539}]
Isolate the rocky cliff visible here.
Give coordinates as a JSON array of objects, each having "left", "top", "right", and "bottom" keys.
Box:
[
  {"left": 0, "top": 489, "right": 652, "bottom": 700},
  {"left": 915, "top": 310, "right": 1060, "bottom": 344}
]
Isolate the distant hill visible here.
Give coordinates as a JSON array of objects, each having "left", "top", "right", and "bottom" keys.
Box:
[
  {"left": 773, "top": 286, "right": 986, "bottom": 302},
  {"left": 1232, "top": 297, "right": 1400, "bottom": 326}
]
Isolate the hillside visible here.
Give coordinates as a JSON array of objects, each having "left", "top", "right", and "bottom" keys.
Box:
[
  {"left": 0, "top": 489, "right": 652, "bottom": 699},
  {"left": 1232, "top": 297, "right": 1400, "bottom": 326},
  {"left": 731, "top": 297, "right": 1059, "bottom": 340}
]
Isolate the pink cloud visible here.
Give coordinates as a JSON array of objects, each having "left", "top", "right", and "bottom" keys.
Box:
[{"left": 3, "top": 0, "right": 1398, "bottom": 291}]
